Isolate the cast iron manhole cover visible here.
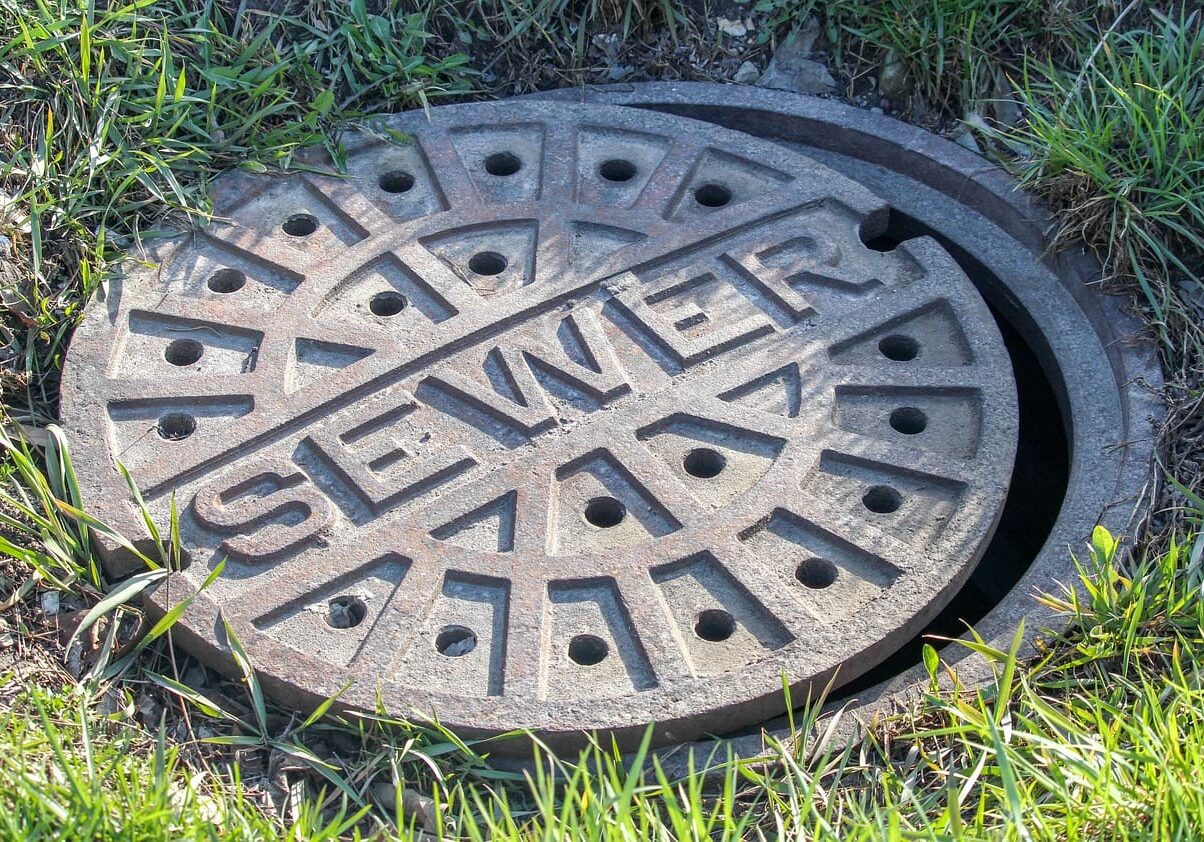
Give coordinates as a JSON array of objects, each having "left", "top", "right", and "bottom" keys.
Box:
[{"left": 60, "top": 101, "right": 1018, "bottom": 746}]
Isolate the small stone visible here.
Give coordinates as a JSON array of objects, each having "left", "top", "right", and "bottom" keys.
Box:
[
  {"left": 955, "top": 131, "right": 983, "bottom": 155},
  {"left": 326, "top": 600, "right": 358, "bottom": 629},
  {"left": 40, "top": 590, "right": 60, "bottom": 616},
  {"left": 757, "top": 58, "right": 836, "bottom": 95},
  {"left": 733, "top": 61, "right": 759, "bottom": 84},
  {"left": 402, "top": 789, "right": 438, "bottom": 832},
  {"left": 441, "top": 634, "right": 475, "bottom": 657},
  {"left": 137, "top": 692, "right": 164, "bottom": 726},
  {"left": 878, "top": 50, "right": 912, "bottom": 99},
  {"left": 717, "top": 17, "right": 749, "bottom": 38},
  {"left": 757, "top": 30, "right": 836, "bottom": 95},
  {"left": 96, "top": 688, "right": 125, "bottom": 717},
  {"left": 181, "top": 663, "right": 209, "bottom": 688},
  {"left": 371, "top": 784, "right": 438, "bottom": 832},
  {"left": 794, "top": 15, "right": 822, "bottom": 58},
  {"left": 991, "top": 71, "right": 1023, "bottom": 126},
  {"left": 992, "top": 97, "right": 1023, "bottom": 127},
  {"left": 371, "top": 781, "right": 397, "bottom": 811}
]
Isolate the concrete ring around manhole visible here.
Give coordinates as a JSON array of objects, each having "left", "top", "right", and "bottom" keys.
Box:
[
  {"left": 59, "top": 100, "right": 1021, "bottom": 751},
  {"left": 530, "top": 84, "right": 1163, "bottom": 763}
]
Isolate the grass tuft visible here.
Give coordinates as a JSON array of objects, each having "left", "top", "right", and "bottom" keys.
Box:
[
  {"left": 0, "top": 0, "right": 471, "bottom": 422},
  {"left": 998, "top": 8, "right": 1204, "bottom": 344}
]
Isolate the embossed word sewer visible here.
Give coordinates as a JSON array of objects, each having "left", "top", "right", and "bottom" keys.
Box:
[{"left": 59, "top": 101, "right": 1018, "bottom": 748}]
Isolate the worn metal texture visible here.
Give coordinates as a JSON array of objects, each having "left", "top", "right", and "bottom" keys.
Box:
[
  {"left": 59, "top": 100, "right": 1018, "bottom": 750},
  {"left": 529, "top": 84, "right": 1163, "bottom": 765}
]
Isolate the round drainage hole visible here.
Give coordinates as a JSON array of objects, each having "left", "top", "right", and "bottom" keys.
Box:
[
  {"left": 436, "top": 625, "right": 477, "bottom": 657},
  {"left": 584, "top": 496, "right": 625, "bottom": 528},
  {"left": 326, "top": 596, "right": 367, "bottom": 629},
  {"left": 369, "top": 291, "right": 408, "bottom": 317},
  {"left": 164, "top": 338, "right": 203, "bottom": 366},
  {"left": 695, "top": 609, "right": 736, "bottom": 642},
  {"left": 468, "top": 251, "right": 507, "bottom": 276},
  {"left": 157, "top": 412, "right": 196, "bottom": 441},
  {"left": 207, "top": 268, "right": 246, "bottom": 293},
  {"left": 889, "top": 407, "right": 928, "bottom": 435},
  {"left": 863, "top": 485, "right": 902, "bottom": 514},
  {"left": 878, "top": 334, "right": 920, "bottom": 361},
  {"left": 599, "top": 159, "right": 638, "bottom": 182},
  {"left": 379, "top": 170, "right": 415, "bottom": 193},
  {"left": 282, "top": 213, "right": 318, "bottom": 237},
  {"left": 484, "top": 152, "right": 521, "bottom": 176},
  {"left": 683, "top": 447, "right": 726, "bottom": 478},
  {"left": 693, "top": 183, "right": 732, "bottom": 208},
  {"left": 569, "top": 634, "right": 609, "bottom": 665},
  {"left": 795, "top": 558, "right": 838, "bottom": 589}
]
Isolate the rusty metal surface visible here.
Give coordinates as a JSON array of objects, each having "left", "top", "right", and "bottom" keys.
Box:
[{"left": 59, "top": 101, "right": 1018, "bottom": 748}]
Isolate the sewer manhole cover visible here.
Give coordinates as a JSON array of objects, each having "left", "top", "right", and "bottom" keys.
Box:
[{"left": 60, "top": 101, "right": 1018, "bottom": 746}]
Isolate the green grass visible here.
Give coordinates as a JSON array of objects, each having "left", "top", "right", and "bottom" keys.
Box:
[
  {"left": 1, "top": 0, "right": 1202, "bottom": 839},
  {"left": 0, "top": 680, "right": 380, "bottom": 840},
  {"left": 0, "top": 0, "right": 470, "bottom": 423},
  {"left": 3, "top": 427, "right": 1204, "bottom": 839},
  {"left": 752, "top": 0, "right": 1085, "bottom": 113},
  {"left": 998, "top": 8, "right": 1204, "bottom": 348}
]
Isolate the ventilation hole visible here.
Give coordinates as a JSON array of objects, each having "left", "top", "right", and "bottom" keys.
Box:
[
  {"left": 568, "top": 634, "right": 609, "bottom": 666},
  {"left": 369, "top": 291, "right": 408, "bottom": 317},
  {"left": 795, "top": 558, "right": 838, "bottom": 589},
  {"left": 468, "top": 251, "right": 507, "bottom": 276},
  {"left": 683, "top": 447, "right": 726, "bottom": 478},
  {"left": 207, "top": 268, "right": 246, "bottom": 293},
  {"left": 878, "top": 334, "right": 920, "bottom": 361},
  {"left": 889, "top": 407, "right": 928, "bottom": 435},
  {"left": 598, "top": 159, "right": 638, "bottom": 182},
  {"left": 435, "top": 625, "right": 477, "bottom": 657},
  {"left": 282, "top": 213, "right": 318, "bottom": 237},
  {"left": 583, "top": 496, "right": 625, "bottom": 528},
  {"left": 693, "top": 183, "right": 732, "bottom": 208},
  {"left": 164, "top": 338, "right": 204, "bottom": 366},
  {"left": 484, "top": 152, "right": 521, "bottom": 176},
  {"left": 694, "top": 609, "right": 736, "bottom": 642},
  {"left": 379, "top": 170, "right": 415, "bottom": 193},
  {"left": 157, "top": 412, "right": 196, "bottom": 441},
  {"left": 326, "top": 596, "right": 367, "bottom": 629},
  {"left": 863, "top": 485, "right": 902, "bottom": 514}
]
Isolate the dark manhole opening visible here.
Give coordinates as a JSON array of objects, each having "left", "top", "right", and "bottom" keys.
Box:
[{"left": 830, "top": 211, "right": 1071, "bottom": 703}]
